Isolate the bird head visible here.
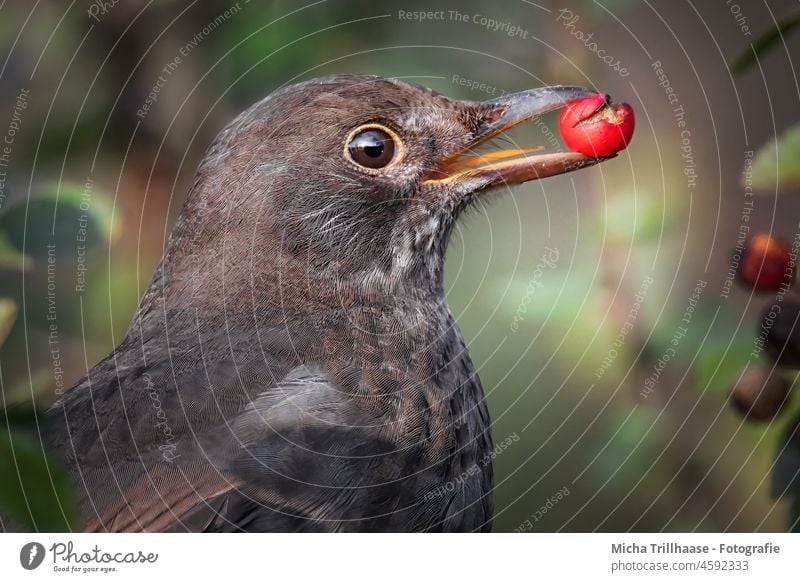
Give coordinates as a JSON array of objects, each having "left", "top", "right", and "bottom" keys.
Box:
[{"left": 159, "top": 74, "right": 609, "bottom": 314}]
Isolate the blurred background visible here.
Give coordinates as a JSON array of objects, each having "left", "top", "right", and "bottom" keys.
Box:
[{"left": 1, "top": 0, "right": 800, "bottom": 532}]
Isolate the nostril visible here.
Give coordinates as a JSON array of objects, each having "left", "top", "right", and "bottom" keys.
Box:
[{"left": 483, "top": 106, "right": 508, "bottom": 125}]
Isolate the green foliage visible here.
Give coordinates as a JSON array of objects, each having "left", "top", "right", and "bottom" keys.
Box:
[
  {"left": 216, "top": 1, "right": 389, "bottom": 105},
  {"left": 732, "top": 11, "right": 800, "bottom": 530},
  {"left": 83, "top": 257, "right": 144, "bottom": 340},
  {"left": 600, "top": 191, "right": 671, "bottom": 243},
  {"left": 731, "top": 13, "right": 800, "bottom": 75},
  {"left": 0, "top": 407, "right": 79, "bottom": 532},
  {"left": 0, "top": 184, "right": 114, "bottom": 531},
  {"left": 692, "top": 336, "right": 759, "bottom": 394},
  {"left": 748, "top": 122, "right": 800, "bottom": 190},
  {"left": 3, "top": 371, "right": 54, "bottom": 408},
  {"left": 0, "top": 183, "right": 116, "bottom": 261},
  {"left": 0, "top": 237, "right": 27, "bottom": 270},
  {"left": 0, "top": 298, "right": 16, "bottom": 347},
  {"left": 587, "top": 407, "right": 660, "bottom": 485}
]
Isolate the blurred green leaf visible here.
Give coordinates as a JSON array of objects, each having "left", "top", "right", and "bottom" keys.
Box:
[
  {"left": 0, "top": 236, "right": 28, "bottom": 270},
  {"left": 0, "top": 409, "right": 78, "bottom": 531},
  {"left": 731, "top": 13, "right": 800, "bottom": 75},
  {"left": 495, "top": 269, "right": 594, "bottom": 322},
  {"left": 3, "top": 370, "right": 55, "bottom": 407},
  {"left": 648, "top": 305, "right": 719, "bottom": 365},
  {"left": 0, "top": 183, "right": 117, "bottom": 261},
  {"left": 84, "top": 258, "right": 144, "bottom": 340},
  {"left": 0, "top": 298, "right": 16, "bottom": 348},
  {"left": 599, "top": 192, "right": 672, "bottom": 243},
  {"left": 693, "top": 337, "right": 758, "bottom": 394},
  {"left": 588, "top": 407, "right": 661, "bottom": 485},
  {"left": 748, "top": 122, "right": 800, "bottom": 190}
]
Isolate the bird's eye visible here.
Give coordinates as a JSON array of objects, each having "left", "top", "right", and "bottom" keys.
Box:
[{"left": 346, "top": 126, "right": 398, "bottom": 169}]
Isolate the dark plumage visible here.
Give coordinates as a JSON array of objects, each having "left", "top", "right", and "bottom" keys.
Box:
[{"left": 45, "top": 74, "right": 602, "bottom": 532}]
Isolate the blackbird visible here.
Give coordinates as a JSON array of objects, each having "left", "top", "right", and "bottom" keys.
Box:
[{"left": 46, "top": 74, "right": 605, "bottom": 532}]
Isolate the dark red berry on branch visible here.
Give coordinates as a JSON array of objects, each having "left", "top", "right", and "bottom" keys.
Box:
[
  {"left": 737, "top": 234, "right": 793, "bottom": 292},
  {"left": 730, "top": 366, "right": 792, "bottom": 421}
]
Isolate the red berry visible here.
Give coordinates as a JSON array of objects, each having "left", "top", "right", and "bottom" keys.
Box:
[
  {"left": 738, "top": 234, "right": 793, "bottom": 291},
  {"left": 558, "top": 94, "right": 635, "bottom": 157}
]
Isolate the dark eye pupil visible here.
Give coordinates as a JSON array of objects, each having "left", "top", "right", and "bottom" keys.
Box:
[
  {"left": 347, "top": 128, "right": 396, "bottom": 169},
  {"left": 363, "top": 142, "right": 384, "bottom": 158}
]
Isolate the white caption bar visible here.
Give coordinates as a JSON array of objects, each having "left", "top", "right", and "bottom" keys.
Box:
[{"left": 0, "top": 533, "right": 795, "bottom": 580}]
